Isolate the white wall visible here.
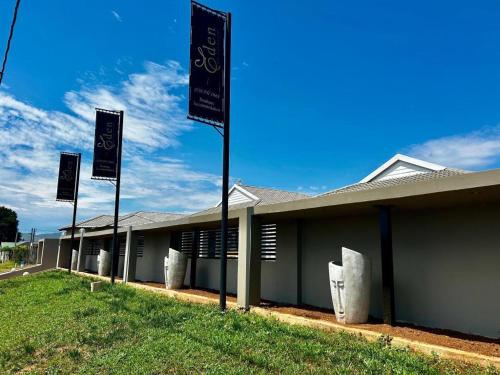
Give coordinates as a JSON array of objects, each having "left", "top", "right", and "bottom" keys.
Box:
[
  {"left": 135, "top": 231, "right": 171, "bottom": 283},
  {"left": 374, "top": 160, "right": 432, "bottom": 182},
  {"left": 392, "top": 205, "right": 500, "bottom": 338}
]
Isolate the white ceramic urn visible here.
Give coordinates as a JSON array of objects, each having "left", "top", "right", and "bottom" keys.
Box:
[{"left": 329, "top": 247, "right": 371, "bottom": 324}]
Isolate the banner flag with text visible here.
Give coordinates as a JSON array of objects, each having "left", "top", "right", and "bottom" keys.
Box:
[
  {"left": 56, "top": 152, "right": 79, "bottom": 201},
  {"left": 92, "top": 109, "right": 121, "bottom": 179},
  {"left": 188, "top": 1, "right": 226, "bottom": 126}
]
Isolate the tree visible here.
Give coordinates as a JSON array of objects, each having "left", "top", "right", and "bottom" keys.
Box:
[{"left": 0, "top": 206, "right": 19, "bottom": 242}]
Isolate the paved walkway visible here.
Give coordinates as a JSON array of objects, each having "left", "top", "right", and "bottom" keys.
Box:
[{"left": 0, "top": 264, "right": 55, "bottom": 280}]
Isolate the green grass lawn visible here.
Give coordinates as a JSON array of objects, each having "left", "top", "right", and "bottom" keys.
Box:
[
  {"left": 0, "top": 260, "right": 15, "bottom": 273},
  {"left": 0, "top": 271, "right": 496, "bottom": 375}
]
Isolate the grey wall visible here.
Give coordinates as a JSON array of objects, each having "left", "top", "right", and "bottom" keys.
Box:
[
  {"left": 135, "top": 231, "right": 171, "bottom": 283},
  {"left": 57, "top": 240, "right": 72, "bottom": 269},
  {"left": 185, "top": 258, "right": 238, "bottom": 294},
  {"left": 298, "top": 206, "right": 500, "bottom": 338},
  {"left": 85, "top": 255, "right": 98, "bottom": 273},
  {"left": 300, "top": 215, "right": 383, "bottom": 318},
  {"left": 392, "top": 205, "right": 500, "bottom": 338},
  {"left": 118, "top": 256, "right": 125, "bottom": 278},
  {"left": 261, "top": 220, "right": 299, "bottom": 304},
  {"left": 40, "top": 239, "right": 59, "bottom": 268}
]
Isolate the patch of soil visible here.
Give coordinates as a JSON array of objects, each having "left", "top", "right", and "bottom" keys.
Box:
[{"left": 267, "top": 304, "right": 500, "bottom": 358}]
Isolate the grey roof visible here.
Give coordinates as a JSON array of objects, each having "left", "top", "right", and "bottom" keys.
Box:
[
  {"left": 59, "top": 211, "right": 185, "bottom": 231},
  {"left": 191, "top": 185, "right": 310, "bottom": 217},
  {"left": 190, "top": 202, "right": 256, "bottom": 217},
  {"left": 117, "top": 211, "right": 184, "bottom": 226},
  {"left": 320, "top": 169, "right": 468, "bottom": 196},
  {"left": 240, "top": 185, "right": 310, "bottom": 205},
  {"left": 62, "top": 214, "right": 114, "bottom": 230}
]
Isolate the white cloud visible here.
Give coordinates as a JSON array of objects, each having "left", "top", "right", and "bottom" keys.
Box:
[
  {"left": 65, "top": 61, "right": 190, "bottom": 150},
  {"left": 406, "top": 125, "right": 500, "bottom": 170},
  {"left": 111, "top": 10, "right": 122, "bottom": 22},
  {"left": 0, "top": 61, "right": 220, "bottom": 231}
]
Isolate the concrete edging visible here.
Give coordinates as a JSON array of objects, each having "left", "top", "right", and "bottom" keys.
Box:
[{"left": 66, "top": 270, "right": 500, "bottom": 369}]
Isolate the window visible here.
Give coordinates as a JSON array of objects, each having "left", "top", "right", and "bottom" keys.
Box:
[
  {"left": 86, "top": 239, "right": 101, "bottom": 256},
  {"left": 136, "top": 235, "right": 145, "bottom": 257},
  {"left": 119, "top": 237, "right": 126, "bottom": 256},
  {"left": 180, "top": 231, "right": 194, "bottom": 256},
  {"left": 177, "top": 224, "right": 277, "bottom": 261},
  {"left": 261, "top": 223, "right": 277, "bottom": 261},
  {"left": 180, "top": 227, "right": 239, "bottom": 259}
]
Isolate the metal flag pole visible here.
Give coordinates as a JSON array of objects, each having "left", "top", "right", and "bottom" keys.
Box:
[
  {"left": 68, "top": 153, "right": 81, "bottom": 274},
  {"left": 110, "top": 110, "right": 124, "bottom": 284},
  {"left": 219, "top": 11, "right": 232, "bottom": 311}
]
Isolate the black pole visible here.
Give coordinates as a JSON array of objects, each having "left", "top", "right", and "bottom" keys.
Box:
[
  {"left": 379, "top": 205, "right": 395, "bottom": 325},
  {"left": 110, "top": 110, "right": 124, "bottom": 284},
  {"left": 219, "top": 12, "right": 232, "bottom": 311},
  {"left": 0, "top": 0, "right": 21, "bottom": 86},
  {"left": 68, "top": 153, "right": 81, "bottom": 274}
]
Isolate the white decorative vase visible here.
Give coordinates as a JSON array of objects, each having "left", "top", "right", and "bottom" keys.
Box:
[
  {"left": 329, "top": 247, "right": 371, "bottom": 324},
  {"left": 165, "top": 248, "right": 187, "bottom": 290},
  {"left": 98, "top": 249, "right": 111, "bottom": 276},
  {"left": 71, "top": 250, "right": 78, "bottom": 270}
]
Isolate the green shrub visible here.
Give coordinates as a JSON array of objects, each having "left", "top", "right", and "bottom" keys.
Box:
[{"left": 11, "top": 245, "right": 29, "bottom": 264}]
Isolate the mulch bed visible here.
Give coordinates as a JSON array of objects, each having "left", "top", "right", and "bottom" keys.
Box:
[{"left": 267, "top": 304, "right": 500, "bottom": 358}]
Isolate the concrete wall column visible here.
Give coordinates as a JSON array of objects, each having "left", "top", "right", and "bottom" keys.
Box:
[
  {"left": 56, "top": 239, "right": 72, "bottom": 269},
  {"left": 37, "top": 241, "right": 44, "bottom": 264},
  {"left": 123, "top": 226, "right": 137, "bottom": 283},
  {"left": 237, "top": 207, "right": 261, "bottom": 310},
  {"left": 76, "top": 229, "right": 86, "bottom": 272}
]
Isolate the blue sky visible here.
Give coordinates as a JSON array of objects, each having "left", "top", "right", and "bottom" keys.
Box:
[{"left": 0, "top": 0, "right": 499, "bottom": 232}]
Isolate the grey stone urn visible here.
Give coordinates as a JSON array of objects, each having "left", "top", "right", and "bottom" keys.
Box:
[
  {"left": 71, "top": 250, "right": 78, "bottom": 270},
  {"left": 98, "top": 249, "right": 111, "bottom": 276},
  {"left": 164, "top": 248, "right": 187, "bottom": 290},
  {"left": 329, "top": 247, "right": 371, "bottom": 324}
]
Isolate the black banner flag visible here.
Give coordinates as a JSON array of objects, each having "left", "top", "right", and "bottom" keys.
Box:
[
  {"left": 188, "top": 1, "right": 226, "bottom": 125},
  {"left": 92, "top": 109, "right": 121, "bottom": 179},
  {"left": 56, "top": 153, "right": 79, "bottom": 201}
]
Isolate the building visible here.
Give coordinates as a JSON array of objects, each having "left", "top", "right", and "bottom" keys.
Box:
[{"left": 57, "top": 154, "right": 500, "bottom": 339}]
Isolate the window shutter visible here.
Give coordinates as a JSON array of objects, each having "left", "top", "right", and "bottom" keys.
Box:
[
  {"left": 119, "top": 237, "right": 126, "bottom": 256},
  {"left": 136, "top": 235, "right": 145, "bottom": 257},
  {"left": 261, "top": 223, "right": 277, "bottom": 261}
]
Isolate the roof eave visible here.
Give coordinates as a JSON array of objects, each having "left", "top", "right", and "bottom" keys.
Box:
[{"left": 254, "top": 168, "right": 500, "bottom": 216}]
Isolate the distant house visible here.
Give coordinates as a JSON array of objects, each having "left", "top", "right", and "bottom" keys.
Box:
[
  {"left": 0, "top": 241, "right": 29, "bottom": 263},
  {"left": 0, "top": 241, "right": 29, "bottom": 249},
  {"left": 57, "top": 154, "right": 500, "bottom": 339}
]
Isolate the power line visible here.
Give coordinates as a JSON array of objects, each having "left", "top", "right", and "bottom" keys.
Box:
[{"left": 0, "top": 0, "right": 21, "bottom": 86}]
